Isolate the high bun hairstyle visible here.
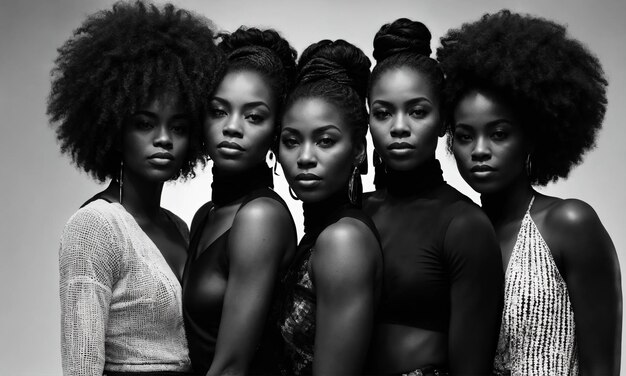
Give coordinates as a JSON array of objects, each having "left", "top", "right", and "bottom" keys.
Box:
[
  {"left": 286, "top": 39, "right": 371, "bottom": 148},
  {"left": 217, "top": 27, "right": 297, "bottom": 125},
  {"left": 437, "top": 10, "right": 608, "bottom": 185},
  {"left": 369, "top": 18, "right": 444, "bottom": 101},
  {"left": 47, "top": 1, "right": 225, "bottom": 182}
]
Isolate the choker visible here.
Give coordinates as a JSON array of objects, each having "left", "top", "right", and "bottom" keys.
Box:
[
  {"left": 211, "top": 162, "right": 273, "bottom": 206},
  {"left": 384, "top": 158, "right": 445, "bottom": 197},
  {"left": 302, "top": 190, "right": 352, "bottom": 235}
]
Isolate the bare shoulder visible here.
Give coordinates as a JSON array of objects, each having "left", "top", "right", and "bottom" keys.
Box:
[
  {"left": 540, "top": 197, "right": 615, "bottom": 264},
  {"left": 233, "top": 196, "right": 293, "bottom": 232},
  {"left": 543, "top": 197, "right": 603, "bottom": 234},
  {"left": 314, "top": 217, "right": 381, "bottom": 273},
  {"left": 228, "top": 197, "right": 295, "bottom": 262}
]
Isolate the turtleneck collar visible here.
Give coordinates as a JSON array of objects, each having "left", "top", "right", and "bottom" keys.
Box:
[
  {"left": 302, "top": 189, "right": 353, "bottom": 236},
  {"left": 211, "top": 162, "right": 273, "bottom": 206},
  {"left": 384, "top": 158, "right": 445, "bottom": 197}
]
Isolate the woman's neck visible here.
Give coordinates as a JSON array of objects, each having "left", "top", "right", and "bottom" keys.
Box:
[
  {"left": 105, "top": 173, "right": 164, "bottom": 221},
  {"left": 302, "top": 189, "right": 351, "bottom": 235},
  {"left": 211, "top": 162, "right": 273, "bottom": 207},
  {"left": 384, "top": 158, "right": 444, "bottom": 197},
  {"left": 481, "top": 178, "right": 535, "bottom": 227}
]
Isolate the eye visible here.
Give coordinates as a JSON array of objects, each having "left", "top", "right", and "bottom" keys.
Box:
[
  {"left": 170, "top": 121, "right": 189, "bottom": 135},
  {"left": 209, "top": 108, "right": 227, "bottom": 118},
  {"left": 281, "top": 136, "right": 299, "bottom": 148},
  {"left": 246, "top": 113, "right": 265, "bottom": 124},
  {"left": 491, "top": 130, "right": 508, "bottom": 141},
  {"left": 453, "top": 130, "right": 472, "bottom": 143},
  {"left": 410, "top": 108, "right": 428, "bottom": 118},
  {"left": 317, "top": 136, "right": 336, "bottom": 148},
  {"left": 133, "top": 118, "right": 154, "bottom": 130},
  {"left": 372, "top": 109, "right": 391, "bottom": 121}
]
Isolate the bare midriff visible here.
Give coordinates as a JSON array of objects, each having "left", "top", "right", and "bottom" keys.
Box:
[{"left": 367, "top": 323, "right": 447, "bottom": 373}]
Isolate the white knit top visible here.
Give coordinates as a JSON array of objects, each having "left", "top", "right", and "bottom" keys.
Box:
[
  {"left": 494, "top": 197, "right": 579, "bottom": 375},
  {"left": 59, "top": 199, "right": 191, "bottom": 376}
]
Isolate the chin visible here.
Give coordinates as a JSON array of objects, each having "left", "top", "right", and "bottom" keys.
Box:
[{"left": 296, "top": 190, "right": 330, "bottom": 204}]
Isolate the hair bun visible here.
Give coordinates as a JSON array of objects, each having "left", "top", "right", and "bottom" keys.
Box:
[
  {"left": 373, "top": 18, "right": 432, "bottom": 62},
  {"left": 219, "top": 27, "right": 297, "bottom": 83},
  {"left": 296, "top": 39, "right": 371, "bottom": 101}
]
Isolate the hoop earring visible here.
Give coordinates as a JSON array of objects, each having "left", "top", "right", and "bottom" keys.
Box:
[
  {"left": 526, "top": 154, "right": 533, "bottom": 178},
  {"left": 348, "top": 165, "right": 362, "bottom": 205},
  {"left": 119, "top": 160, "right": 124, "bottom": 205},
  {"left": 289, "top": 186, "right": 300, "bottom": 201}
]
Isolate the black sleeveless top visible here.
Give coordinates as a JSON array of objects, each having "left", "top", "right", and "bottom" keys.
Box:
[
  {"left": 277, "top": 194, "right": 381, "bottom": 375},
  {"left": 364, "top": 159, "right": 499, "bottom": 332},
  {"left": 182, "top": 187, "right": 293, "bottom": 375}
]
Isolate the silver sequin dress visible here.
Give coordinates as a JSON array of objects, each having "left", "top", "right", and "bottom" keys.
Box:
[{"left": 494, "top": 196, "right": 579, "bottom": 375}]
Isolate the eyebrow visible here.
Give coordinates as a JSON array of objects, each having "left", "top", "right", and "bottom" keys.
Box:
[
  {"left": 282, "top": 124, "right": 342, "bottom": 135},
  {"left": 212, "top": 96, "right": 270, "bottom": 111},
  {"left": 455, "top": 119, "right": 513, "bottom": 129},
  {"left": 371, "top": 97, "right": 433, "bottom": 107},
  {"left": 132, "top": 110, "right": 189, "bottom": 120}
]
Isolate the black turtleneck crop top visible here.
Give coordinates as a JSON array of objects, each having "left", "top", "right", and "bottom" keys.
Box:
[{"left": 363, "top": 159, "right": 503, "bottom": 333}]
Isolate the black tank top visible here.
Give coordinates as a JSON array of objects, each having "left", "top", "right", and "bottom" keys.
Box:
[{"left": 182, "top": 187, "right": 294, "bottom": 375}]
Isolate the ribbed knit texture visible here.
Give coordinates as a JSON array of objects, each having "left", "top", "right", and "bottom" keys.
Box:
[
  {"left": 59, "top": 199, "right": 191, "bottom": 375},
  {"left": 494, "top": 197, "right": 578, "bottom": 375}
]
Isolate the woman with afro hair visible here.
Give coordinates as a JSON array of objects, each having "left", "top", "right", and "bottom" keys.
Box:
[
  {"left": 363, "top": 18, "right": 503, "bottom": 375},
  {"left": 48, "top": 1, "right": 225, "bottom": 375},
  {"left": 277, "top": 39, "right": 383, "bottom": 375},
  {"left": 181, "top": 26, "right": 298, "bottom": 376},
  {"left": 438, "top": 10, "right": 622, "bottom": 375}
]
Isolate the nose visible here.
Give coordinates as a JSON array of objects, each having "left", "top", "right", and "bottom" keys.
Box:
[
  {"left": 389, "top": 113, "right": 410, "bottom": 138},
  {"left": 297, "top": 142, "right": 317, "bottom": 169},
  {"left": 154, "top": 124, "right": 173, "bottom": 150},
  {"left": 471, "top": 136, "right": 491, "bottom": 161},
  {"left": 223, "top": 114, "right": 243, "bottom": 138}
]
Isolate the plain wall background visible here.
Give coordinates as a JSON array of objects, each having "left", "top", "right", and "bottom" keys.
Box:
[{"left": 1, "top": 0, "right": 625, "bottom": 374}]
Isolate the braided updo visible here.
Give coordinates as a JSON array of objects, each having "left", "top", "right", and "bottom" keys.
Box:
[
  {"left": 218, "top": 27, "right": 297, "bottom": 118},
  {"left": 286, "top": 39, "right": 371, "bottom": 146},
  {"left": 369, "top": 18, "right": 443, "bottom": 99},
  {"left": 369, "top": 19, "right": 443, "bottom": 188}
]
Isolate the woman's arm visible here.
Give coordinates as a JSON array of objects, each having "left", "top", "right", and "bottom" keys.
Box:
[
  {"left": 59, "top": 208, "right": 119, "bottom": 376},
  {"left": 207, "top": 198, "right": 295, "bottom": 376},
  {"left": 444, "top": 206, "right": 504, "bottom": 375},
  {"left": 310, "top": 218, "right": 382, "bottom": 376},
  {"left": 548, "top": 199, "right": 622, "bottom": 375}
]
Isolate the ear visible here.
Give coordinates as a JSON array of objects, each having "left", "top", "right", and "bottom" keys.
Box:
[{"left": 353, "top": 139, "right": 366, "bottom": 166}]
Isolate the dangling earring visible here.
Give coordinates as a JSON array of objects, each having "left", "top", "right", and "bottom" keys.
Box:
[
  {"left": 348, "top": 164, "right": 362, "bottom": 205},
  {"left": 289, "top": 186, "right": 299, "bottom": 201},
  {"left": 526, "top": 154, "right": 533, "bottom": 178},
  {"left": 268, "top": 150, "right": 279, "bottom": 175},
  {"left": 119, "top": 160, "right": 124, "bottom": 205}
]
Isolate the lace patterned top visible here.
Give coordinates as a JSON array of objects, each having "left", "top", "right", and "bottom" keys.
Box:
[
  {"left": 59, "top": 199, "right": 192, "bottom": 376},
  {"left": 494, "top": 196, "right": 578, "bottom": 375},
  {"left": 278, "top": 199, "right": 380, "bottom": 376}
]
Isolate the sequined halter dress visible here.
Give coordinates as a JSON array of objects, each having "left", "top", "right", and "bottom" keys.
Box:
[{"left": 494, "top": 196, "right": 579, "bottom": 375}]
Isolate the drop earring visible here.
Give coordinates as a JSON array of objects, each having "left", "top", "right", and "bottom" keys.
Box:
[
  {"left": 119, "top": 160, "right": 124, "bottom": 205},
  {"left": 526, "top": 154, "right": 533, "bottom": 178},
  {"left": 348, "top": 164, "right": 362, "bottom": 205},
  {"left": 268, "top": 150, "right": 279, "bottom": 175},
  {"left": 289, "top": 186, "right": 299, "bottom": 201}
]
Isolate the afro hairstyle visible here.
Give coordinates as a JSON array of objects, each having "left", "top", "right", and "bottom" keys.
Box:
[
  {"left": 47, "top": 0, "right": 226, "bottom": 182},
  {"left": 437, "top": 9, "right": 608, "bottom": 186}
]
